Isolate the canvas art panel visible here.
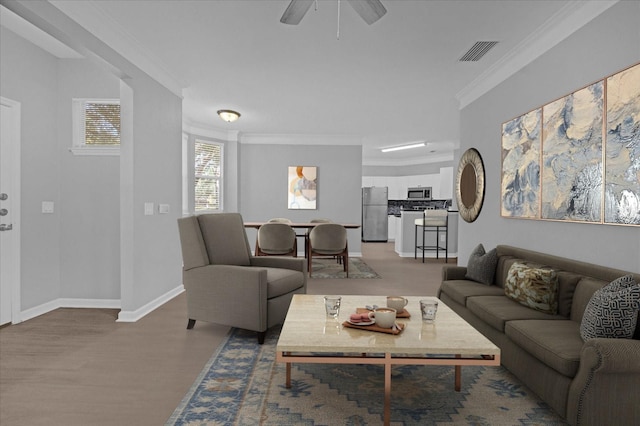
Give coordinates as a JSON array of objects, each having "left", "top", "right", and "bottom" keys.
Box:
[
  {"left": 604, "top": 63, "right": 640, "bottom": 225},
  {"left": 541, "top": 81, "right": 604, "bottom": 222},
  {"left": 288, "top": 166, "right": 317, "bottom": 209},
  {"left": 501, "top": 108, "right": 542, "bottom": 218}
]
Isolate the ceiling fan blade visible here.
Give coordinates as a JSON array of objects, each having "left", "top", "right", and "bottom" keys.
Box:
[
  {"left": 346, "top": 0, "right": 387, "bottom": 25},
  {"left": 280, "top": 0, "right": 314, "bottom": 25}
]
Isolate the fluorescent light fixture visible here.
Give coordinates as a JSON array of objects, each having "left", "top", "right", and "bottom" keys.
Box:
[
  {"left": 381, "top": 142, "right": 425, "bottom": 153},
  {"left": 217, "top": 109, "right": 241, "bottom": 122}
]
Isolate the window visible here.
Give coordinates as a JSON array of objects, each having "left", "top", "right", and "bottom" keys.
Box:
[
  {"left": 194, "top": 139, "right": 223, "bottom": 211},
  {"left": 71, "top": 99, "right": 120, "bottom": 156}
]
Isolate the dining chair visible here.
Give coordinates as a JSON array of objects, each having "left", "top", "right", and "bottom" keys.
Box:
[
  {"left": 255, "top": 222, "right": 297, "bottom": 257},
  {"left": 308, "top": 223, "right": 349, "bottom": 277}
]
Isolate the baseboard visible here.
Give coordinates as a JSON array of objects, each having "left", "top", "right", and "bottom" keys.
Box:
[
  {"left": 19, "top": 286, "right": 185, "bottom": 324},
  {"left": 396, "top": 250, "right": 458, "bottom": 259},
  {"left": 20, "top": 297, "right": 122, "bottom": 323},
  {"left": 116, "top": 285, "right": 185, "bottom": 323}
]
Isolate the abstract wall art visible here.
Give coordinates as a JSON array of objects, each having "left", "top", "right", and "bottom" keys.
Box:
[
  {"left": 288, "top": 166, "right": 317, "bottom": 209},
  {"left": 541, "top": 81, "right": 603, "bottom": 222},
  {"left": 501, "top": 108, "right": 542, "bottom": 219},
  {"left": 500, "top": 62, "right": 639, "bottom": 227},
  {"left": 604, "top": 63, "right": 640, "bottom": 225}
]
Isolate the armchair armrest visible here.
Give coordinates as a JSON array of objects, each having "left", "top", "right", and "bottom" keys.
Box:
[
  {"left": 567, "top": 338, "right": 640, "bottom": 425},
  {"left": 442, "top": 265, "right": 467, "bottom": 281},
  {"left": 183, "top": 265, "right": 269, "bottom": 331}
]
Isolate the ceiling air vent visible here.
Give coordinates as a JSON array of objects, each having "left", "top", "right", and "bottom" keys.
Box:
[{"left": 459, "top": 41, "right": 499, "bottom": 62}]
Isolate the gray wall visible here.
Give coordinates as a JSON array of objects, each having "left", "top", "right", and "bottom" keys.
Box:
[
  {"left": 57, "top": 59, "right": 120, "bottom": 300},
  {"left": 239, "top": 143, "right": 363, "bottom": 254},
  {"left": 457, "top": 1, "right": 640, "bottom": 273},
  {"left": 0, "top": 27, "right": 61, "bottom": 309},
  {"left": 1, "top": 21, "right": 183, "bottom": 318}
]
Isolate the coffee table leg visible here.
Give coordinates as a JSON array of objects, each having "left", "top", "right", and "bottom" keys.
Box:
[
  {"left": 286, "top": 362, "right": 291, "bottom": 388},
  {"left": 455, "top": 354, "right": 461, "bottom": 391},
  {"left": 384, "top": 354, "right": 391, "bottom": 426}
]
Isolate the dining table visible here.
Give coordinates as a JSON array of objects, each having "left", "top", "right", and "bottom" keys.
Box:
[
  {"left": 244, "top": 222, "right": 361, "bottom": 229},
  {"left": 244, "top": 222, "right": 361, "bottom": 258}
]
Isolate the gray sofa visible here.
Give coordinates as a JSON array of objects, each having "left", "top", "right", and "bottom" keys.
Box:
[{"left": 438, "top": 245, "right": 640, "bottom": 425}]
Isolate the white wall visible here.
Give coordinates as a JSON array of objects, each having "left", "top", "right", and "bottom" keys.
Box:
[{"left": 457, "top": 1, "right": 640, "bottom": 273}]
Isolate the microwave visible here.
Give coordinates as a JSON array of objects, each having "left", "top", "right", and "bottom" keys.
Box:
[{"left": 407, "top": 187, "right": 432, "bottom": 200}]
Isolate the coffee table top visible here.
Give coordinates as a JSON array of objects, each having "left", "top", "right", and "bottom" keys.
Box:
[{"left": 276, "top": 295, "right": 500, "bottom": 356}]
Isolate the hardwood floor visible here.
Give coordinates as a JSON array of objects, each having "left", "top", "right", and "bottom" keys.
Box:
[{"left": 0, "top": 242, "right": 454, "bottom": 425}]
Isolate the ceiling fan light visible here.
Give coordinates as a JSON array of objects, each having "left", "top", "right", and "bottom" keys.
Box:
[
  {"left": 381, "top": 142, "right": 425, "bottom": 153},
  {"left": 217, "top": 109, "right": 241, "bottom": 122}
]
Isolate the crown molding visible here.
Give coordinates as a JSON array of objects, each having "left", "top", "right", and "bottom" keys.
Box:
[
  {"left": 50, "top": 0, "right": 187, "bottom": 98},
  {"left": 456, "top": 0, "right": 619, "bottom": 109}
]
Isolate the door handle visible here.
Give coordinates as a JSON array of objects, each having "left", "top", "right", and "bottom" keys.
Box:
[{"left": 0, "top": 224, "right": 12, "bottom": 231}]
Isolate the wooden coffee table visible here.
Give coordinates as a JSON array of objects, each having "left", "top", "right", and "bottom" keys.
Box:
[{"left": 276, "top": 295, "right": 500, "bottom": 426}]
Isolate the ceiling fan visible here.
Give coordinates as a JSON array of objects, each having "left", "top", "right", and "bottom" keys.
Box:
[{"left": 281, "top": 0, "right": 387, "bottom": 26}]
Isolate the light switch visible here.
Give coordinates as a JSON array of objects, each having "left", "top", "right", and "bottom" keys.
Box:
[
  {"left": 42, "top": 201, "right": 54, "bottom": 214},
  {"left": 144, "top": 202, "right": 154, "bottom": 215},
  {"left": 158, "top": 204, "right": 170, "bottom": 214}
]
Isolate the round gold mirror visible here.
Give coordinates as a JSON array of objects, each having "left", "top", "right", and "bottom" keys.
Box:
[{"left": 456, "top": 148, "right": 485, "bottom": 223}]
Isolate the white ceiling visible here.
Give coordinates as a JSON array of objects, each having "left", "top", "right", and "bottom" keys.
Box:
[{"left": 2, "top": 1, "right": 616, "bottom": 166}]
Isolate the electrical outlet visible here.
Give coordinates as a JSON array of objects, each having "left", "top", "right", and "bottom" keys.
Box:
[
  {"left": 144, "top": 202, "right": 154, "bottom": 215},
  {"left": 158, "top": 204, "right": 170, "bottom": 214},
  {"left": 440, "top": 235, "right": 446, "bottom": 242},
  {"left": 42, "top": 201, "right": 54, "bottom": 214}
]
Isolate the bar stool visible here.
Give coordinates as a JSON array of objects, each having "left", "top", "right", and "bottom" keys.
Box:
[{"left": 414, "top": 209, "right": 448, "bottom": 263}]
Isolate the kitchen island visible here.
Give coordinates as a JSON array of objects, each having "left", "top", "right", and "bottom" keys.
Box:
[{"left": 394, "top": 210, "right": 458, "bottom": 259}]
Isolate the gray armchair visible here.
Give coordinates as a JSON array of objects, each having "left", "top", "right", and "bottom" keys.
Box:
[{"left": 177, "top": 213, "right": 307, "bottom": 343}]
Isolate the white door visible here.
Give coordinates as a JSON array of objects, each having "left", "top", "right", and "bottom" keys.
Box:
[{"left": 0, "top": 97, "right": 21, "bottom": 326}]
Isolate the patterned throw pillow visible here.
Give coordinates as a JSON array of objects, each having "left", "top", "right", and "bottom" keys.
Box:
[
  {"left": 465, "top": 244, "right": 498, "bottom": 285},
  {"left": 580, "top": 275, "right": 640, "bottom": 341},
  {"left": 504, "top": 262, "right": 559, "bottom": 314}
]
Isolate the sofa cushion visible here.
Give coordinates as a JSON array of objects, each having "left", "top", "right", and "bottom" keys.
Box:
[
  {"left": 570, "top": 277, "right": 609, "bottom": 323},
  {"left": 580, "top": 275, "right": 640, "bottom": 341},
  {"left": 467, "top": 296, "right": 564, "bottom": 332},
  {"left": 505, "top": 320, "right": 583, "bottom": 378},
  {"left": 556, "top": 271, "right": 583, "bottom": 318},
  {"left": 465, "top": 244, "right": 498, "bottom": 285},
  {"left": 266, "top": 268, "right": 305, "bottom": 299},
  {"left": 504, "top": 262, "right": 559, "bottom": 314},
  {"left": 440, "top": 280, "right": 505, "bottom": 307}
]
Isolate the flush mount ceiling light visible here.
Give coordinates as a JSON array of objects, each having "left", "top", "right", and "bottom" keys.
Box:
[
  {"left": 380, "top": 142, "right": 425, "bottom": 153},
  {"left": 217, "top": 109, "right": 241, "bottom": 123}
]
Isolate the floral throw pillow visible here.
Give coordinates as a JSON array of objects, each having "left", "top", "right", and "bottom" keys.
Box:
[
  {"left": 504, "top": 262, "right": 559, "bottom": 314},
  {"left": 580, "top": 275, "right": 640, "bottom": 341}
]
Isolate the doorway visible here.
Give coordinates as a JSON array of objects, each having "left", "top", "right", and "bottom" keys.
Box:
[{"left": 0, "top": 97, "right": 21, "bottom": 326}]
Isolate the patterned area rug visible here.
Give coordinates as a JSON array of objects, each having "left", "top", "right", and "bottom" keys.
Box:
[
  {"left": 167, "top": 327, "right": 568, "bottom": 425},
  {"left": 310, "top": 258, "right": 381, "bottom": 279}
]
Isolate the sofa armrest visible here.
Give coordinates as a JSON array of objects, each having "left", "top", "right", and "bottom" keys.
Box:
[
  {"left": 250, "top": 256, "right": 307, "bottom": 273},
  {"left": 566, "top": 338, "right": 640, "bottom": 425},
  {"left": 442, "top": 265, "right": 467, "bottom": 281}
]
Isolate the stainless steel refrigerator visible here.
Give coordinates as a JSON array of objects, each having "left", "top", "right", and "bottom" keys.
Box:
[{"left": 362, "top": 187, "right": 388, "bottom": 242}]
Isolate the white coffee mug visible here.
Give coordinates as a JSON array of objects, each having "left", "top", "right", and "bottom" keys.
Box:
[
  {"left": 369, "top": 307, "right": 396, "bottom": 329},
  {"left": 386, "top": 296, "right": 408, "bottom": 312}
]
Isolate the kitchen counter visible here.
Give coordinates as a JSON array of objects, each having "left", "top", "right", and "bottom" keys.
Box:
[{"left": 394, "top": 210, "right": 458, "bottom": 259}]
